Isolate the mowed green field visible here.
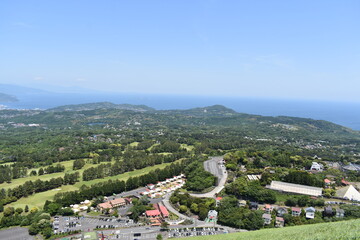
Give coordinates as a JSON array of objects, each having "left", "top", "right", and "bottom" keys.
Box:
[
  {"left": 4, "top": 160, "right": 179, "bottom": 210},
  {"left": 188, "top": 219, "right": 360, "bottom": 240}
]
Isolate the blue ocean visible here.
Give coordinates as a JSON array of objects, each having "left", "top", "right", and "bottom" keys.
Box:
[{"left": 3, "top": 93, "right": 360, "bottom": 131}]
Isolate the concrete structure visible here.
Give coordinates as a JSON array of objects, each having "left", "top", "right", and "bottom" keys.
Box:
[
  {"left": 268, "top": 181, "right": 323, "bottom": 196},
  {"left": 336, "top": 185, "right": 360, "bottom": 201}
]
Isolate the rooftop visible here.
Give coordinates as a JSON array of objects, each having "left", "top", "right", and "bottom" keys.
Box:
[{"left": 268, "top": 181, "right": 323, "bottom": 196}]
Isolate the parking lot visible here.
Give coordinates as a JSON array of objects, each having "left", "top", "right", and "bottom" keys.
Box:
[
  {"left": 98, "top": 229, "right": 161, "bottom": 240},
  {"left": 53, "top": 216, "right": 138, "bottom": 234},
  {"left": 168, "top": 227, "right": 228, "bottom": 238},
  {"left": 0, "top": 227, "right": 34, "bottom": 240}
]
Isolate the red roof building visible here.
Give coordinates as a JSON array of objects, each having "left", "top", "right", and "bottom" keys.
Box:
[
  {"left": 159, "top": 206, "right": 169, "bottom": 218},
  {"left": 145, "top": 210, "right": 161, "bottom": 217},
  {"left": 341, "top": 179, "right": 350, "bottom": 185}
]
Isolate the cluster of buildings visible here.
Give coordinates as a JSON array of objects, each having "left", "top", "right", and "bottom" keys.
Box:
[
  {"left": 97, "top": 197, "right": 132, "bottom": 213},
  {"left": 140, "top": 174, "right": 186, "bottom": 198},
  {"left": 71, "top": 200, "right": 91, "bottom": 213},
  {"left": 260, "top": 204, "right": 345, "bottom": 227},
  {"left": 145, "top": 203, "right": 170, "bottom": 226}
]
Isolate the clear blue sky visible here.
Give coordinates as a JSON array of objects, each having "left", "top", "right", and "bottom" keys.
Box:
[{"left": 1, "top": 0, "right": 359, "bottom": 102}]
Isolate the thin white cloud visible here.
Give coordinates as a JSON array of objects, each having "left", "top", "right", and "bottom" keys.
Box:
[{"left": 33, "top": 76, "right": 44, "bottom": 81}]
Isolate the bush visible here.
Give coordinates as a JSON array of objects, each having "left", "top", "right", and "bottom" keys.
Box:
[{"left": 179, "top": 205, "right": 188, "bottom": 213}]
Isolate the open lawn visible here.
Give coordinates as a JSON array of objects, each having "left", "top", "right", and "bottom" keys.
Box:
[
  {"left": 0, "top": 159, "right": 93, "bottom": 190},
  {"left": 188, "top": 219, "right": 360, "bottom": 240},
  {"left": 5, "top": 160, "right": 180, "bottom": 210}
]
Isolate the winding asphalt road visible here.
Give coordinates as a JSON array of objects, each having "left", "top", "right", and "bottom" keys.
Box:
[{"left": 189, "top": 156, "right": 228, "bottom": 198}]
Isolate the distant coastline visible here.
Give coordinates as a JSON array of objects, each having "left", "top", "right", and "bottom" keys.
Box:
[{"left": 1, "top": 93, "right": 360, "bottom": 131}]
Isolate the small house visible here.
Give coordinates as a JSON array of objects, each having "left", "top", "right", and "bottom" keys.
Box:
[
  {"left": 291, "top": 207, "right": 301, "bottom": 217},
  {"left": 311, "top": 162, "right": 323, "bottom": 171},
  {"left": 324, "top": 179, "right": 331, "bottom": 186},
  {"left": 262, "top": 213, "right": 272, "bottom": 225},
  {"left": 336, "top": 209, "right": 345, "bottom": 218},
  {"left": 305, "top": 207, "right": 316, "bottom": 219},
  {"left": 275, "top": 217, "right": 284, "bottom": 227},
  {"left": 264, "top": 204, "right": 273, "bottom": 214},
  {"left": 208, "top": 210, "right": 218, "bottom": 220},
  {"left": 277, "top": 207, "right": 288, "bottom": 217},
  {"left": 250, "top": 202, "right": 258, "bottom": 210},
  {"left": 239, "top": 200, "right": 247, "bottom": 207},
  {"left": 323, "top": 206, "right": 333, "bottom": 217},
  {"left": 215, "top": 197, "right": 223, "bottom": 207}
]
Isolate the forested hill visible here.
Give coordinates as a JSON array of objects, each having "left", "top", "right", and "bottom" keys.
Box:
[
  {"left": 1, "top": 102, "right": 359, "bottom": 148},
  {"left": 161, "top": 105, "right": 238, "bottom": 116},
  {"left": 47, "top": 102, "right": 154, "bottom": 112},
  {"left": 0, "top": 93, "right": 18, "bottom": 102}
]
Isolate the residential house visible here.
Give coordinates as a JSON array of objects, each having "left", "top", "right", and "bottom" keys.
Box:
[
  {"left": 305, "top": 207, "right": 316, "bottom": 219},
  {"left": 323, "top": 206, "right": 333, "bottom": 217},
  {"left": 291, "top": 207, "right": 301, "bottom": 217},
  {"left": 215, "top": 197, "right": 223, "bottom": 207},
  {"left": 262, "top": 213, "right": 272, "bottom": 225},
  {"left": 239, "top": 200, "right": 247, "bottom": 207},
  {"left": 264, "top": 204, "right": 273, "bottom": 214},
  {"left": 208, "top": 210, "right": 218, "bottom": 221},
  {"left": 311, "top": 162, "right": 323, "bottom": 171},
  {"left": 250, "top": 202, "right": 258, "bottom": 210},
  {"left": 336, "top": 209, "right": 345, "bottom": 218},
  {"left": 275, "top": 217, "right": 285, "bottom": 227},
  {"left": 341, "top": 179, "right": 350, "bottom": 186},
  {"left": 277, "top": 207, "right": 288, "bottom": 217},
  {"left": 324, "top": 179, "right": 331, "bottom": 187}
]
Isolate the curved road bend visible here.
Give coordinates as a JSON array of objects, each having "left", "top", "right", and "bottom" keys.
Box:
[{"left": 189, "top": 156, "right": 228, "bottom": 198}]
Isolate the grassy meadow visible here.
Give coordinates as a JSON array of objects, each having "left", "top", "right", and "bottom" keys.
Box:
[
  {"left": 3, "top": 159, "right": 180, "bottom": 210},
  {"left": 188, "top": 219, "right": 360, "bottom": 240}
]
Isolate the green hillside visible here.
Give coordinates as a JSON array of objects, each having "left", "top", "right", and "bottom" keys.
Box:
[{"left": 188, "top": 219, "right": 360, "bottom": 240}]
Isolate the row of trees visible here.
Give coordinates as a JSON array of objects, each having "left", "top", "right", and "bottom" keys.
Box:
[
  {"left": 0, "top": 165, "right": 27, "bottom": 183},
  {"left": 82, "top": 152, "right": 185, "bottom": 181},
  {"left": 0, "top": 172, "right": 79, "bottom": 203}
]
